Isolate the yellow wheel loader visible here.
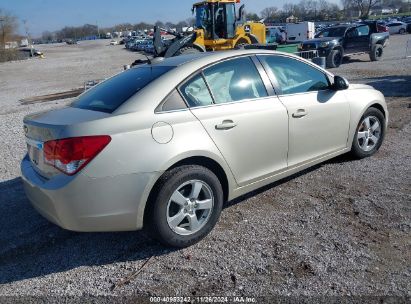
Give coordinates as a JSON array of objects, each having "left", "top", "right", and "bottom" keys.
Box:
[{"left": 153, "top": 0, "right": 269, "bottom": 58}]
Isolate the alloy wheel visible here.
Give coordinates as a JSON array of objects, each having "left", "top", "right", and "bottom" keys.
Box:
[
  {"left": 166, "top": 180, "right": 214, "bottom": 236},
  {"left": 357, "top": 116, "right": 381, "bottom": 152}
]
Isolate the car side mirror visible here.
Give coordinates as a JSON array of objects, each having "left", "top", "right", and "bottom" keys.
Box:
[{"left": 333, "top": 76, "right": 349, "bottom": 90}]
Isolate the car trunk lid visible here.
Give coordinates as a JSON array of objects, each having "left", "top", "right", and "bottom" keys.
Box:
[{"left": 23, "top": 107, "right": 110, "bottom": 178}]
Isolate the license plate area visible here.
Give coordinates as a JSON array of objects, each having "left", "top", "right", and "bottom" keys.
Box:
[{"left": 26, "top": 138, "right": 44, "bottom": 169}]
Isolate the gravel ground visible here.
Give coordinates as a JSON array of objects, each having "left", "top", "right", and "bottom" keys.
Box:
[{"left": 0, "top": 35, "right": 410, "bottom": 301}]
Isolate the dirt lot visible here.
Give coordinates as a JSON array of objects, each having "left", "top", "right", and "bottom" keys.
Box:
[{"left": 0, "top": 36, "right": 410, "bottom": 301}]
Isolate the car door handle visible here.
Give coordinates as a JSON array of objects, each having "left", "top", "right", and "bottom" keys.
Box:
[
  {"left": 292, "top": 109, "right": 308, "bottom": 118},
  {"left": 215, "top": 120, "right": 237, "bottom": 130}
]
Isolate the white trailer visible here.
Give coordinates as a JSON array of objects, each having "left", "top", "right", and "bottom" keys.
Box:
[
  {"left": 285, "top": 22, "right": 315, "bottom": 43},
  {"left": 20, "top": 38, "right": 29, "bottom": 47}
]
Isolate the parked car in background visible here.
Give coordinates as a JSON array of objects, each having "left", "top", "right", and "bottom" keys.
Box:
[
  {"left": 386, "top": 21, "right": 407, "bottom": 34},
  {"left": 134, "top": 39, "right": 153, "bottom": 52},
  {"left": 18, "top": 48, "right": 44, "bottom": 58},
  {"left": 301, "top": 23, "right": 389, "bottom": 68},
  {"left": 401, "top": 17, "right": 411, "bottom": 33},
  {"left": 21, "top": 50, "right": 388, "bottom": 247},
  {"left": 143, "top": 40, "right": 155, "bottom": 54},
  {"left": 65, "top": 39, "right": 78, "bottom": 45},
  {"left": 110, "top": 40, "right": 119, "bottom": 45}
]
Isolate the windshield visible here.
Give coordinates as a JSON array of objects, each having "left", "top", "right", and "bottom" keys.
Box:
[
  {"left": 195, "top": 4, "right": 212, "bottom": 35},
  {"left": 315, "top": 27, "right": 347, "bottom": 38},
  {"left": 71, "top": 66, "right": 174, "bottom": 113}
]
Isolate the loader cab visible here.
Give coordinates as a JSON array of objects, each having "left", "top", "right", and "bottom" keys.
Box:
[{"left": 194, "top": 1, "right": 237, "bottom": 40}]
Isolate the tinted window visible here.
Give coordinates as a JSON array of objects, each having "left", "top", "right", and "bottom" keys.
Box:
[
  {"left": 72, "top": 66, "right": 174, "bottom": 113},
  {"left": 259, "top": 55, "right": 330, "bottom": 95},
  {"left": 315, "top": 27, "right": 347, "bottom": 38},
  {"left": 180, "top": 74, "right": 213, "bottom": 107},
  {"left": 203, "top": 57, "right": 267, "bottom": 104},
  {"left": 157, "top": 90, "right": 187, "bottom": 112}
]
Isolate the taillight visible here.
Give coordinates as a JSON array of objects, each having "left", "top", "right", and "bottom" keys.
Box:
[
  {"left": 377, "top": 24, "right": 388, "bottom": 32},
  {"left": 44, "top": 136, "right": 111, "bottom": 175}
]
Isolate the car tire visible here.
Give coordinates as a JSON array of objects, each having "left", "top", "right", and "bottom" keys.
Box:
[
  {"left": 144, "top": 165, "right": 223, "bottom": 248},
  {"left": 399, "top": 28, "right": 405, "bottom": 34},
  {"left": 326, "top": 49, "right": 342, "bottom": 68},
  {"left": 370, "top": 44, "right": 383, "bottom": 61},
  {"left": 350, "top": 107, "right": 385, "bottom": 159},
  {"left": 175, "top": 46, "right": 201, "bottom": 56}
]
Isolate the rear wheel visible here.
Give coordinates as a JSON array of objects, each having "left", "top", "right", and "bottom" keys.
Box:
[
  {"left": 350, "top": 107, "right": 385, "bottom": 159},
  {"left": 145, "top": 165, "right": 223, "bottom": 248},
  {"left": 370, "top": 44, "right": 383, "bottom": 61},
  {"left": 175, "top": 46, "right": 201, "bottom": 56},
  {"left": 399, "top": 28, "right": 405, "bottom": 34},
  {"left": 326, "top": 49, "right": 342, "bottom": 68}
]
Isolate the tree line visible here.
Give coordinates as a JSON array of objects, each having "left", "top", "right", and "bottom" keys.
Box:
[
  {"left": 2, "top": 0, "right": 411, "bottom": 45},
  {"left": 247, "top": 0, "right": 343, "bottom": 22},
  {"left": 0, "top": 8, "right": 19, "bottom": 49}
]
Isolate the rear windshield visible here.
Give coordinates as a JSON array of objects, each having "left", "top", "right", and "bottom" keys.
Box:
[{"left": 71, "top": 66, "right": 174, "bottom": 113}]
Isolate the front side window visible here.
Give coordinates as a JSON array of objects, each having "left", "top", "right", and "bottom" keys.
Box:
[
  {"left": 195, "top": 4, "right": 213, "bottom": 39},
  {"left": 72, "top": 66, "right": 174, "bottom": 113},
  {"left": 203, "top": 57, "right": 267, "bottom": 104},
  {"left": 259, "top": 55, "right": 330, "bottom": 95}
]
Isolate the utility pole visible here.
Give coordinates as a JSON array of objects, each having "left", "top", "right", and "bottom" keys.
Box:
[
  {"left": 0, "top": 17, "right": 5, "bottom": 50},
  {"left": 23, "top": 19, "right": 33, "bottom": 57},
  {"left": 96, "top": 21, "right": 100, "bottom": 38}
]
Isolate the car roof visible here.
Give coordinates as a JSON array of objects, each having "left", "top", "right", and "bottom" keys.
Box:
[
  {"left": 152, "top": 49, "right": 287, "bottom": 68},
  {"left": 321, "top": 25, "right": 350, "bottom": 30},
  {"left": 117, "top": 49, "right": 333, "bottom": 114}
]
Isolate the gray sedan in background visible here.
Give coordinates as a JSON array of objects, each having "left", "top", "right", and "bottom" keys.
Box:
[{"left": 22, "top": 50, "right": 388, "bottom": 247}]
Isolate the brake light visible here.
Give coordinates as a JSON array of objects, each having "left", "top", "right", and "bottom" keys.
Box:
[
  {"left": 377, "top": 24, "right": 388, "bottom": 32},
  {"left": 44, "top": 136, "right": 111, "bottom": 175}
]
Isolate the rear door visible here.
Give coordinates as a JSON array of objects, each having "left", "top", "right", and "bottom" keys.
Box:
[
  {"left": 181, "top": 56, "right": 289, "bottom": 186},
  {"left": 258, "top": 54, "right": 350, "bottom": 167}
]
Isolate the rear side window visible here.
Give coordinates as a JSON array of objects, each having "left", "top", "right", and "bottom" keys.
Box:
[
  {"left": 203, "top": 57, "right": 267, "bottom": 104},
  {"left": 357, "top": 25, "right": 369, "bottom": 36},
  {"left": 180, "top": 74, "right": 213, "bottom": 107},
  {"left": 156, "top": 90, "right": 187, "bottom": 112},
  {"left": 72, "top": 66, "right": 174, "bottom": 113}
]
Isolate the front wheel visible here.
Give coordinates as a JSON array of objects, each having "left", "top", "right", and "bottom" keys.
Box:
[
  {"left": 399, "top": 28, "right": 405, "bottom": 34},
  {"left": 145, "top": 165, "right": 223, "bottom": 248},
  {"left": 326, "top": 49, "right": 342, "bottom": 68},
  {"left": 350, "top": 107, "right": 385, "bottom": 159}
]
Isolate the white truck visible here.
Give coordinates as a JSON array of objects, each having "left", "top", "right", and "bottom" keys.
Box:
[
  {"left": 20, "top": 38, "right": 29, "bottom": 47},
  {"left": 285, "top": 22, "right": 315, "bottom": 43}
]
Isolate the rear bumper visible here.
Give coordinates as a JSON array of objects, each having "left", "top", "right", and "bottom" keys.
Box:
[{"left": 21, "top": 155, "right": 158, "bottom": 232}]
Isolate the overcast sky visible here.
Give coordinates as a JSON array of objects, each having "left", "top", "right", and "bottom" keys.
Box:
[{"left": 0, "top": 0, "right": 341, "bottom": 37}]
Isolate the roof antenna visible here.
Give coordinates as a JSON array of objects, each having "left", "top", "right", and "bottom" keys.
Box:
[
  {"left": 129, "top": 54, "right": 153, "bottom": 68},
  {"left": 142, "top": 54, "right": 152, "bottom": 65}
]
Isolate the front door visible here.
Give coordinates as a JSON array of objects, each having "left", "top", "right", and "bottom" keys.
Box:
[
  {"left": 258, "top": 54, "right": 350, "bottom": 167},
  {"left": 344, "top": 25, "right": 370, "bottom": 53}
]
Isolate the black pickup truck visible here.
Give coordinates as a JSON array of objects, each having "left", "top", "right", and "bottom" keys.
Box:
[{"left": 301, "top": 22, "right": 390, "bottom": 68}]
